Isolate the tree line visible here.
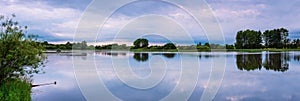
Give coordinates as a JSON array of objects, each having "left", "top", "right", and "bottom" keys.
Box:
[
  {"left": 41, "top": 41, "right": 94, "bottom": 50},
  {"left": 41, "top": 28, "right": 300, "bottom": 51},
  {"left": 235, "top": 28, "right": 300, "bottom": 49}
]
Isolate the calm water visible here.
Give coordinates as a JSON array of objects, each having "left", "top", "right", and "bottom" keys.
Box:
[{"left": 31, "top": 51, "right": 300, "bottom": 101}]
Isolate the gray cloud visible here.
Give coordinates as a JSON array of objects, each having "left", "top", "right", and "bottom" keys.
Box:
[{"left": 1, "top": 0, "right": 299, "bottom": 44}]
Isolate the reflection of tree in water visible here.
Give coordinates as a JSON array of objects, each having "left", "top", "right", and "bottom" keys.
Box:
[
  {"left": 263, "top": 53, "right": 289, "bottom": 72},
  {"left": 236, "top": 53, "right": 290, "bottom": 72},
  {"left": 198, "top": 54, "right": 219, "bottom": 59},
  {"left": 152, "top": 53, "right": 176, "bottom": 59},
  {"left": 162, "top": 53, "right": 176, "bottom": 58},
  {"left": 294, "top": 55, "right": 300, "bottom": 61},
  {"left": 98, "top": 52, "right": 127, "bottom": 56},
  {"left": 236, "top": 54, "right": 262, "bottom": 71},
  {"left": 133, "top": 53, "right": 149, "bottom": 62}
]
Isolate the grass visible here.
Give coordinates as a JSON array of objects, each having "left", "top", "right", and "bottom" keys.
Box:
[
  {"left": 0, "top": 78, "right": 32, "bottom": 101},
  {"left": 227, "top": 48, "right": 300, "bottom": 52}
]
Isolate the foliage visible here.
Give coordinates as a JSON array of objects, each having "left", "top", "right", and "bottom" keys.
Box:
[
  {"left": 163, "top": 43, "right": 177, "bottom": 49},
  {"left": 133, "top": 38, "right": 149, "bottom": 49},
  {"left": 209, "top": 44, "right": 226, "bottom": 49},
  {"left": 0, "top": 15, "right": 46, "bottom": 81},
  {"left": 204, "top": 42, "right": 210, "bottom": 48},
  {"left": 196, "top": 42, "right": 202, "bottom": 46},
  {"left": 149, "top": 45, "right": 163, "bottom": 50},
  {"left": 263, "top": 28, "right": 289, "bottom": 48},
  {"left": 95, "top": 44, "right": 130, "bottom": 50},
  {"left": 42, "top": 41, "right": 94, "bottom": 50},
  {"left": 72, "top": 41, "right": 90, "bottom": 50},
  {"left": 0, "top": 78, "right": 31, "bottom": 101},
  {"left": 235, "top": 29, "right": 262, "bottom": 49},
  {"left": 225, "top": 44, "right": 234, "bottom": 49},
  {"left": 290, "top": 39, "right": 300, "bottom": 48},
  {"left": 42, "top": 28, "right": 300, "bottom": 52}
]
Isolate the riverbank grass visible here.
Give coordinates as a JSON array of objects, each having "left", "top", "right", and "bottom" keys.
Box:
[{"left": 0, "top": 78, "right": 31, "bottom": 101}]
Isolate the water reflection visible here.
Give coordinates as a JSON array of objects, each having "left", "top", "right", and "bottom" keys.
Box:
[
  {"left": 236, "top": 53, "right": 290, "bottom": 72},
  {"left": 294, "top": 55, "right": 300, "bottom": 61},
  {"left": 96, "top": 51, "right": 127, "bottom": 56},
  {"left": 263, "top": 53, "right": 289, "bottom": 72},
  {"left": 236, "top": 54, "right": 262, "bottom": 71},
  {"left": 32, "top": 52, "right": 300, "bottom": 101},
  {"left": 152, "top": 53, "right": 176, "bottom": 58},
  {"left": 197, "top": 53, "right": 221, "bottom": 59},
  {"left": 133, "top": 53, "right": 149, "bottom": 62}
]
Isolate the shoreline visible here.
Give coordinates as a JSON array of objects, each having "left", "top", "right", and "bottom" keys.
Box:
[{"left": 44, "top": 48, "right": 300, "bottom": 53}]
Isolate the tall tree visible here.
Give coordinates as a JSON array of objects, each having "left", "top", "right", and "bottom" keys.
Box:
[
  {"left": 133, "top": 38, "right": 149, "bottom": 48},
  {"left": 235, "top": 29, "right": 262, "bottom": 49},
  {"left": 163, "top": 43, "right": 177, "bottom": 49},
  {"left": 263, "top": 28, "right": 289, "bottom": 48}
]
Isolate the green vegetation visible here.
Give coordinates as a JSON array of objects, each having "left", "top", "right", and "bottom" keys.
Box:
[
  {"left": 234, "top": 28, "right": 300, "bottom": 50},
  {"left": 130, "top": 39, "right": 180, "bottom": 52},
  {"left": 133, "top": 38, "right": 149, "bottom": 49},
  {"left": 263, "top": 28, "right": 289, "bottom": 48},
  {"left": 41, "top": 28, "right": 299, "bottom": 52},
  {"left": 0, "top": 14, "right": 46, "bottom": 81},
  {"left": 42, "top": 41, "right": 95, "bottom": 50},
  {"left": 0, "top": 15, "right": 46, "bottom": 100},
  {"left": 0, "top": 78, "right": 31, "bottom": 101},
  {"left": 95, "top": 43, "right": 130, "bottom": 50},
  {"left": 235, "top": 29, "right": 262, "bottom": 49},
  {"left": 163, "top": 43, "right": 177, "bottom": 49}
]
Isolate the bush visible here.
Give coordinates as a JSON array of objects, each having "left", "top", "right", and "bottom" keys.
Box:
[{"left": 0, "top": 15, "right": 46, "bottom": 81}]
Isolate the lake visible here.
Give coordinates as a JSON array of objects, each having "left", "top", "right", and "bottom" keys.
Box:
[{"left": 31, "top": 51, "right": 300, "bottom": 101}]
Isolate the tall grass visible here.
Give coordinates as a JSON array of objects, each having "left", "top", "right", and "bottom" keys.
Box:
[{"left": 0, "top": 78, "right": 31, "bottom": 101}]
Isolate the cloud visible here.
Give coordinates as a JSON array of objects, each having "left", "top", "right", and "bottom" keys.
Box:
[
  {"left": 1, "top": 0, "right": 83, "bottom": 42},
  {"left": 208, "top": 0, "right": 300, "bottom": 43}
]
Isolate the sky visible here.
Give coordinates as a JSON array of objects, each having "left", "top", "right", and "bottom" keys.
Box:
[{"left": 1, "top": 0, "right": 300, "bottom": 45}]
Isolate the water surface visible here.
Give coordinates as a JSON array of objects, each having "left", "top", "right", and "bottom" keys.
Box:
[{"left": 31, "top": 51, "right": 300, "bottom": 101}]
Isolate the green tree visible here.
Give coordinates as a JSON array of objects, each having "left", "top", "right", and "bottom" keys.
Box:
[
  {"left": 225, "top": 44, "right": 234, "bottom": 49},
  {"left": 0, "top": 15, "right": 46, "bottom": 81},
  {"left": 235, "top": 30, "right": 245, "bottom": 49},
  {"left": 163, "top": 43, "right": 177, "bottom": 49},
  {"left": 204, "top": 42, "right": 210, "bottom": 48},
  {"left": 72, "top": 41, "right": 88, "bottom": 50},
  {"left": 197, "top": 42, "right": 202, "bottom": 46},
  {"left": 263, "top": 28, "right": 289, "bottom": 48},
  {"left": 235, "top": 29, "right": 262, "bottom": 49},
  {"left": 65, "top": 41, "right": 72, "bottom": 49},
  {"left": 133, "top": 38, "right": 149, "bottom": 48},
  {"left": 81, "top": 41, "right": 87, "bottom": 50},
  {"left": 292, "top": 39, "right": 300, "bottom": 48}
]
